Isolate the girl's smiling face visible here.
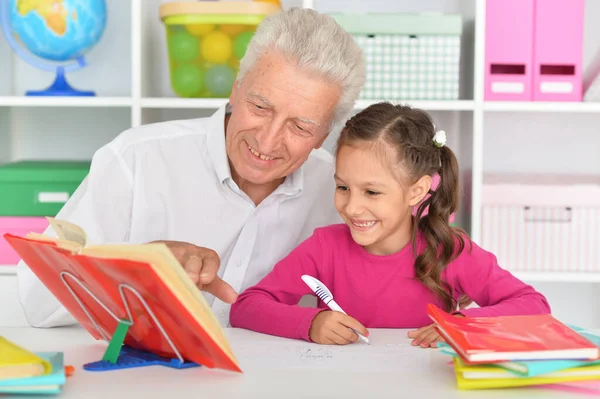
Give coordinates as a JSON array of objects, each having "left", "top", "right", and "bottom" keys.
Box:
[{"left": 334, "top": 141, "right": 430, "bottom": 256}]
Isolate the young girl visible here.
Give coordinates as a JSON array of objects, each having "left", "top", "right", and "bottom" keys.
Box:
[{"left": 229, "top": 102, "right": 551, "bottom": 347}]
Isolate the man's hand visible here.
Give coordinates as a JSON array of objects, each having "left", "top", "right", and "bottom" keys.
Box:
[
  {"left": 152, "top": 240, "right": 238, "bottom": 304},
  {"left": 309, "top": 311, "right": 369, "bottom": 345},
  {"left": 407, "top": 314, "right": 464, "bottom": 348}
]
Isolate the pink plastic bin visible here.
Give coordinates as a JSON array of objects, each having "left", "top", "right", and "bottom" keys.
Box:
[
  {"left": 0, "top": 217, "right": 48, "bottom": 266},
  {"left": 481, "top": 174, "right": 600, "bottom": 273}
]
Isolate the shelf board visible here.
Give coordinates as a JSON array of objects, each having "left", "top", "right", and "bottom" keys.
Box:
[
  {"left": 0, "top": 96, "right": 132, "bottom": 107},
  {"left": 355, "top": 99, "right": 475, "bottom": 111},
  {"left": 484, "top": 101, "right": 600, "bottom": 113},
  {"left": 141, "top": 98, "right": 228, "bottom": 109},
  {"left": 141, "top": 97, "right": 476, "bottom": 111},
  {"left": 0, "top": 266, "right": 17, "bottom": 276},
  {"left": 512, "top": 271, "right": 600, "bottom": 283}
]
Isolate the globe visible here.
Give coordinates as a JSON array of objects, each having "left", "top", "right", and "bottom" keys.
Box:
[{"left": 0, "top": 0, "right": 107, "bottom": 96}]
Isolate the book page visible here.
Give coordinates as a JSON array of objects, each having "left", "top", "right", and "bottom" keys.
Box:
[{"left": 47, "top": 218, "right": 87, "bottom": 247}]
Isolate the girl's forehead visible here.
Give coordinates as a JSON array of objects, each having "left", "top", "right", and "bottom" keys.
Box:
[{"left": 336, "top": 142, "right": 408, "bottom": 182}]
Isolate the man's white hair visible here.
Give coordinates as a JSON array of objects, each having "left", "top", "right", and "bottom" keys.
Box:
[{"left": 237, "top": 7, "right": 365, "bottom": 128}]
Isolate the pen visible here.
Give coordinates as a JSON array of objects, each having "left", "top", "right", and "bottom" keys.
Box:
[{"left": 301, "top": 275, "right": 370, "bottom": 344}]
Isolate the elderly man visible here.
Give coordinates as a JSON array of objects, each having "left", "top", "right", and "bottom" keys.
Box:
[{"left": 16, "top": 7, "right": 365, "bottom": 328}]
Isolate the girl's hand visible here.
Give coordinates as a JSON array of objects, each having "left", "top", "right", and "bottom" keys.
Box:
[
  {"left": 407, "top": 314, "right": 464, "bottom": 348},
  {"left": 309, "top": 311, "right": 369, "bottom": 345},
  {"left": 407, "top": 324, "right": 445, "bottom": 348}
]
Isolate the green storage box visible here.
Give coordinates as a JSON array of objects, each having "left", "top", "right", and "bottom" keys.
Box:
[
  {"left": 329, "top": 13, "right": 463, "bottom": 100},
  {"left": 0, "top": 160, "right": 90, "bottom": 217}
]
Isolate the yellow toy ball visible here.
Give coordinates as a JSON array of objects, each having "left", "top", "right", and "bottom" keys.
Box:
[
  {"left": 202, "top": 31, "right": 232, "bottom": 63},
  {"left": 219, "top": 24, "right": 246, "bottom": 36},
  {"left": 185, "top": 23, "right": 215, "bottom": 37}
]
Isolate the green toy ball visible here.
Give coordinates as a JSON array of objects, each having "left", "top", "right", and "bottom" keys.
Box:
[
  {"left": 233, "top": 31, "right": 254, "bottom": 60},
  {"left": 168, "top": 30, "right": 199, "bottom": 63},
  {"left": 205, "top": 64, "right": 236, "bottom": 97},
  {"left": 172, "top": 64, "right": 204, "bottom": 97}
]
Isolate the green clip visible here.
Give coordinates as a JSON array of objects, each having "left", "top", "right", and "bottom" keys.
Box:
[{"left": 102, "top": 320, "right": 130, "bottom": 364}]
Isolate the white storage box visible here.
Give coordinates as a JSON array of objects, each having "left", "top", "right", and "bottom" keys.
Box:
[{"left": 481, "top": 174, "right": 600, "bottom": 273}]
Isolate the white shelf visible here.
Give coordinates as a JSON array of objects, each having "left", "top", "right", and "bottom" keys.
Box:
[
  {"left": 513, "top": 272, "right": 600, "bottom": 283},
  {"left": 141, "top": 97, "right": 228, "bottom": 109},
  {"left": 354, "top": 99, "right": 475, "bottom": 111},
  {"left": 141, "top": 98, "right": 475, "bottom": 111},
  {"left": 0, "top": 266, "right": 17, "bottom": 276},
  {"left": 0, "top": 96, "right": 133, "bottom": 108},
  {"left": 484, "top": 101, "right": 600, "bottom": 113}
]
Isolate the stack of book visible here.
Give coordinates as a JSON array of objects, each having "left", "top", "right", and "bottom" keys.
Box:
[
  {"left": 427, "top": 304, "right": 600, "bottom": 390},
  {"left": 0, "top": 337, "right": 66, "bottom": 395}
]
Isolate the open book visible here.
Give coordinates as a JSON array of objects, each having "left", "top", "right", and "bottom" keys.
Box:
[{"left": 4, "top": 218, "right": 240, "bottom": 372}]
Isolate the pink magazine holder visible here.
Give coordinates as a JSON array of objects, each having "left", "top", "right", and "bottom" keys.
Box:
[
  {"left": 533, "top": 0, "right": 585, "bottom": 101},
  {"left": 484, "top": 0, "right": 535, "bottom": 101}
]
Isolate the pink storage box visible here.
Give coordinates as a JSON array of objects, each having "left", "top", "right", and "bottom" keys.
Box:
[
  {"left": 532, "top": 0, "right": 585, "bottom": 101},
  {"left": 0, "top": 217, "right": 48, "bottom": 265},
  {"left": 484, "top": 0, "right": 535, "bottom": 101},
  {"left": 481, "top": 174, "right": 600, "bottom": 273}
]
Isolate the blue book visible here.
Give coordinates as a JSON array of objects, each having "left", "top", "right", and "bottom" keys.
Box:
[
  {"left": 0, "top": 352, "right": 65, "bottom": 395},
  {"left": 438, "top": 326, "right": 600, "bottom": 378}
]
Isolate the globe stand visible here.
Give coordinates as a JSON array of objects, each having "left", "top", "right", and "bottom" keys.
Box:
[{"left": 26, "top": 66, "right": 95, "bottom": 97}]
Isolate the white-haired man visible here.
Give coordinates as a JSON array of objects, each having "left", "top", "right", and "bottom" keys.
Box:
[{"left": 17, "top": 7, "right": 366, "bottom": 328}]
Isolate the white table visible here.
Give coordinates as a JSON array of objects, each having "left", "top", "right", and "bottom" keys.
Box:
[{"left": 0, "top": 326, "right": 586, "bottom": 398}]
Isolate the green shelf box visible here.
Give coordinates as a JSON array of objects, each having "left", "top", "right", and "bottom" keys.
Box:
[{"left": 0, "top": 160, "right": 91, "bottom": 217}]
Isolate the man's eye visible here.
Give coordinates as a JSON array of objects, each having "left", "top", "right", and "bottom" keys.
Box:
[
  {"left": 336, "top": 185, "right": 348, "bottom": 191},
  {"left": 255, "top": 104, "right": 264, "bottom": 110}
]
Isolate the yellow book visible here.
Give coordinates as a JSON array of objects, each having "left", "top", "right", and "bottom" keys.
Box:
[
  {"left": 453, "top": 357, "right": 600, "bottom": 390},
  {"left": 0, "top": 337, "right": 51, "bottom": 380}
]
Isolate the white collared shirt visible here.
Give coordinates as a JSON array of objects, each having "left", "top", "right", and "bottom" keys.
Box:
[{"left": 16, "top": 105, "right": 341, "bottom": 328}]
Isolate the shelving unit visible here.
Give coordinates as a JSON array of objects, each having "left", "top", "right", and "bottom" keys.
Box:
[{"left": 1, "top": 0, "right": 599, "bottom": 327}]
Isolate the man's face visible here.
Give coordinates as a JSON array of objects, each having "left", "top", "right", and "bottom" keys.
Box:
[{"left": 226, "top": 50, "right": 341, "bottom": 185}]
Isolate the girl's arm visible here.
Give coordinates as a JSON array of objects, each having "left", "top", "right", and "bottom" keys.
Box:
[
  {"left": 450, "top": 242, "right": 551, "bottom": 317},
  {"left": 229, "top": 231, "right": 326, "bottom": 341}
]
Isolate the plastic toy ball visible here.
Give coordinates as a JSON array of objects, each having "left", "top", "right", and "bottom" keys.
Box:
[
  {"left": 185, "top": 24, "right": 215, "bottom": 37},
  {"left": 168, "top": 30, "right": 199, "bottom": 62},
  {"left": 172, "top": 64, "right": 204, "bottom": 97},
  {"left": 205, "top": 64, "right": 236, "bottom": 97},
  {"left": 202, "top": 31, "right": 233, "bottom": 63},
  {"left": 233, "top": 31, "right": 254, "bottom": 60}
]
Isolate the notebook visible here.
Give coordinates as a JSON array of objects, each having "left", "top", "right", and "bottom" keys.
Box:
[
  {"left": 427, "top": 304, "right": 600, "bottom": 363},
  {"left": 452, "top": 357, "right": 600, "bottom": 390},
  {"left": 439, "top": 329, "right": 600, "bottom": 377},
  {"left": 0, "top": 337, "right": 51, "bottom": 380},
  {"left": 0, "top": 352, "right": 65, "bottom": 395}
]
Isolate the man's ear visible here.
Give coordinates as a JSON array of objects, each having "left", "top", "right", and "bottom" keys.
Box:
[{"left": 408, "top": 175, "right": 432, "bottom": 206}]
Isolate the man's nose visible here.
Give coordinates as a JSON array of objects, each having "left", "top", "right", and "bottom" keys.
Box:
[{"left": 255, "top": 120, "right": 285, "bottom": 155}]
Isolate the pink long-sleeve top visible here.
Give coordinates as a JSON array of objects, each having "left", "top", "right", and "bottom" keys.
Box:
[{"left": 229, "top": 224, "right": 551, "bottom": 342}]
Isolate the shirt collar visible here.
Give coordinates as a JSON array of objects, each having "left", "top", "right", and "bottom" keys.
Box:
[
  {"left": 206, "top": 103, "right": 304, "bottom": 196},
  {"left": 206, "top": 104, "right": 232, "bottom": 184}
]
